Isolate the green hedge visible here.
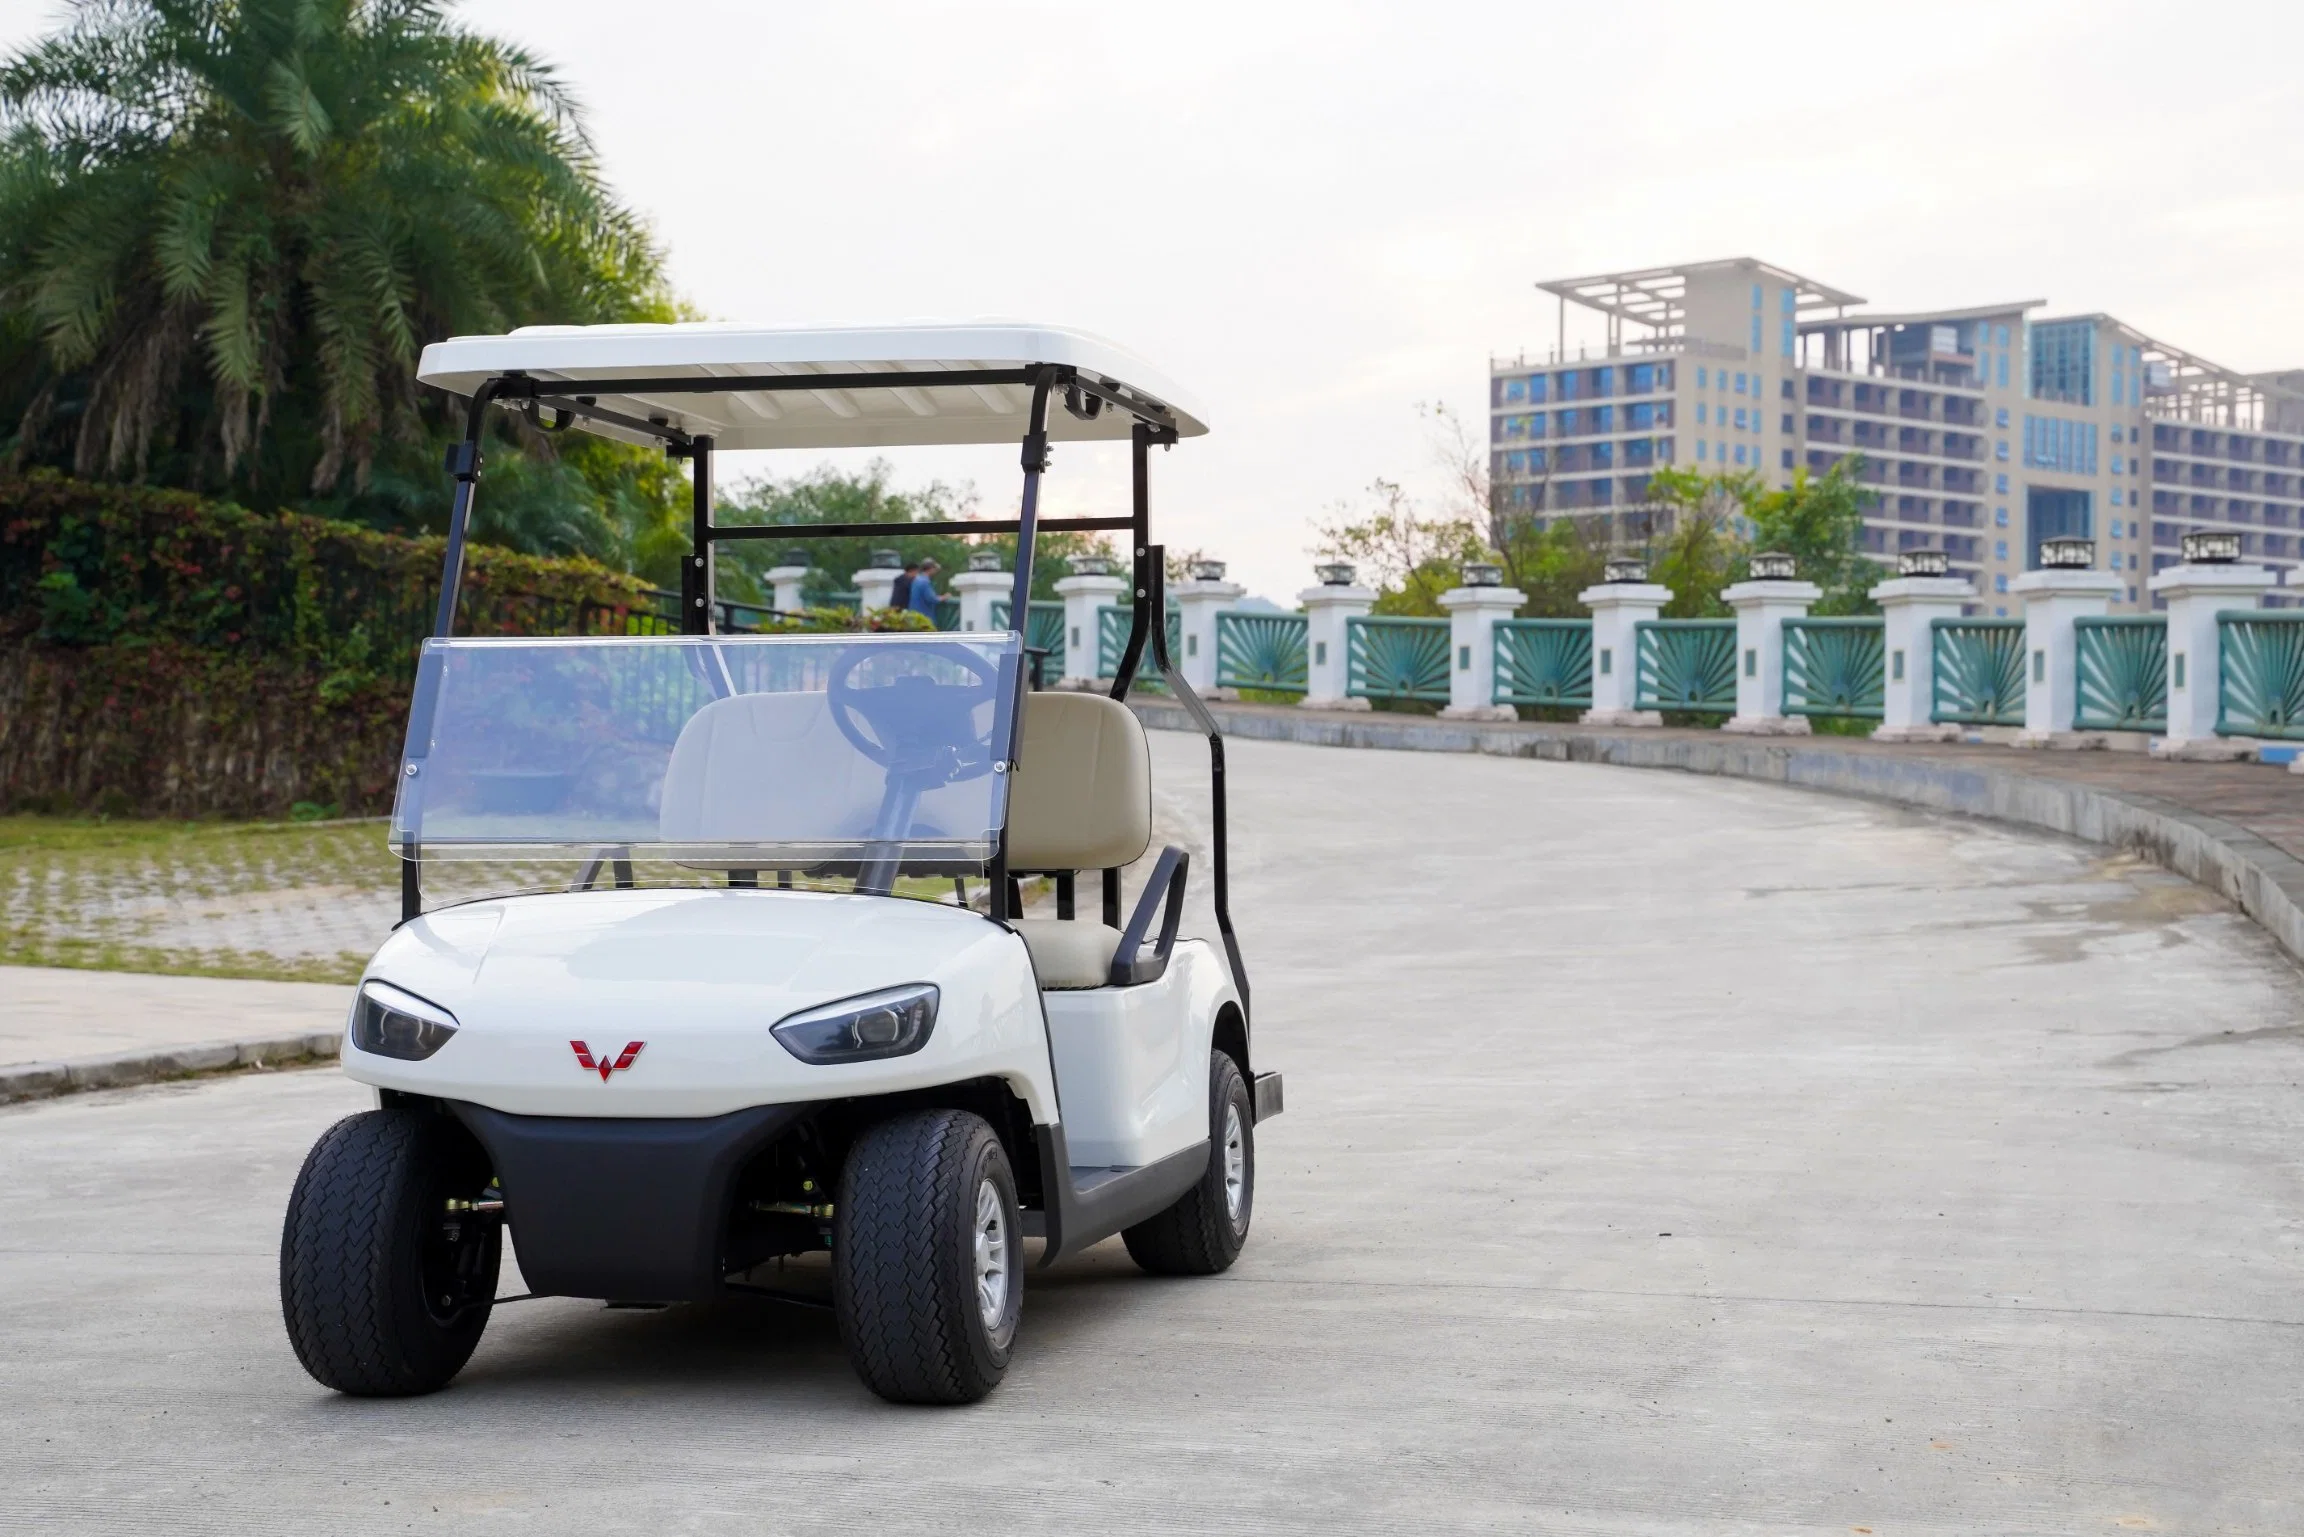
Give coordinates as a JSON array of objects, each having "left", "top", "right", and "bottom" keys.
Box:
[
  {"left": 0, "top": 470, "right": 656, "bottom": 663},
  {"left": 0, "top": 474, "right": 936, "bottom": 816}
]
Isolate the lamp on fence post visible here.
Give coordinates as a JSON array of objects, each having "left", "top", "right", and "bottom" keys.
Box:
[
  {"left": 851, "top": 548, "right": 904, "bottom": 612},
  {"left": 765, "top": 546, "right": 810, "bottom": 616},
  {"left": 1052, "top": 554, "right": 1127, "bottom": 687},
  {"left": 1871, "top": 549, "right": 1973, "bottom": 743},
  {"left": 1173, "top": 558, "right": 1242, "bottom": 694},
  {"left": 952, "top": 549, "right": 1008, "bottom": 633},
  {"left": 2149, "top": 531, "right": 2277, "bottom": 759},
  {"left": 1438, "top": 561, "right": 1524, "bottom": 721},
  {"left": 2012, "top": 538, "right": 2122, "bottom": 749},
  {"left": 1577, "top": 557, "right": 1670, "bottom": 727},
  {"left": 1721, "top": 553, "right": 1821, "bottom": 735},
  {"left": 1299, "top": 561, "right": 1375, "bottom": 711}
]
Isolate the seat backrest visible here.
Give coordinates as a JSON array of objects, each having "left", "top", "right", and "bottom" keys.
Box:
[
  {"left": 1007, "top": 692, "right": 1151, "bottom": 871},
  {"left": 658, "top": 690, "right": 876, "bottom": 845}
]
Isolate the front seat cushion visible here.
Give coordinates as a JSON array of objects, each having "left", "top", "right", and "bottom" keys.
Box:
[{"left": 1011, "top": 919, "right": 1121, "bottom": 990}]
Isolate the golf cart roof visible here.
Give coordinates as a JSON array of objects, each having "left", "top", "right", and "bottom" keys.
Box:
[{"left": 415, "top": 321, "right": 1207, "bottom": 451}]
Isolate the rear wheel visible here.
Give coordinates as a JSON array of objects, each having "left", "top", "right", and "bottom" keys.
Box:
[
  {"left": 1123, "top": 1051, "right": 1254, "bottom": 1275},
  {"left": 833, "top": 1109, "right": 1022, "bottom": 1404},
  {"left": 279, "top": 1109, "right": 501, "bottom": 1396}
]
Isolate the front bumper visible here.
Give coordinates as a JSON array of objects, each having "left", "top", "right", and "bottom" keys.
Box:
[{"left": 453, "top": 1101, "right": 808, "bottom": 1302}]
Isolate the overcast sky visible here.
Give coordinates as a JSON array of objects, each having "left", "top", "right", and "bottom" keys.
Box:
[{"left": 4, "top": 0, "right": 2300, "bottom": 599}]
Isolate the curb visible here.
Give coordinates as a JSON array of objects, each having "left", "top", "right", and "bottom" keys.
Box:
[
  {"left": 0, "top": 1030, "right": 342, "bottom": 1106},
  {"left": 1131, "top": 702, "right": 2304, "bottom": 973}
]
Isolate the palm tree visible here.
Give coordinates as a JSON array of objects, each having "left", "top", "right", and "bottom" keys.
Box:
[{"left": 0, "top": 0, "right": 671, "bottom": 503}]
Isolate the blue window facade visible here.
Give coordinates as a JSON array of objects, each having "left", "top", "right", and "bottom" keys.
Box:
[
  {"left": 1627, "top": 363, "right": 1655, "bottom": 393},
  {"left": 1591, "top": 441, "right": 1614, "bottom": 468},
  {"left": 2025, "top": 486, "right": 2093, "bottom": 566},
  {"left": 1528, "top": 375, "right": 1548, "bottom": 404},
  {"left": 2022, "top": 414, "right": 2099, "bottom": 474},
  {"left": 1498, "top": 376, "right": 1528, "bottom": 405},
  {"left": 1555, "top": 409, "right": 1579, "bottom": 436},
  {"left": 2029, "top": 320, "right": 2096, "bottom": 405},
  {"left": 1751, "top": 314, "right": 1762, "bottom": 353},
  {"left": 1782, "top": 318, "right": 1795, "bottom": 358},
  {"left": 1593, "top": 405, "right": 1615, "bottom": 432},
  {"left": 1696, "top": 366, "right": 1708, "bottom": 388},
  {"left": 1557, "top": 370, "right": 1579, "bottom": 401}
]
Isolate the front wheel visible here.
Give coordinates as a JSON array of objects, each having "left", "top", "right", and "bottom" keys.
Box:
[
  {"left": 1123, "top": 1051, "right": 1254, "bottom": 1275},
  {"left": 833, "top": 1108, "right": 1023, "bottom": 1404},
  {"left": 279, "top": 1108, "right": 501, "bottom": 1396}
]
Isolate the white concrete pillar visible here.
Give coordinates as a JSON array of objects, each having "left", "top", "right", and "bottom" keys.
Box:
[
  {"left": 1720, "top": 578, "right": 1822, "bottom": 734},
  {"left": 2149, "top": 561, "right": 2278, "bottom": 759},
  {"left": 1299, "top": 580, "right": 1375, "bottom": 710},
  {"left": 1438, "top": 580, "right": 1525, "bottom": 721},
  {"left": 1173, "top": 573, "right": 1243, "bottom": 692},
  {"left": 2011, "top": 567, "right": 2122, "bottom": 747},
  {"left": 1577, "top": 581, "right": 1670, "bottom": 727},
  {"left": 765, "top": 564, "right": 810, "bottom": 615},
  {"left": 951, "top": 565, "right": 1008, "bottom": 633},
  {"left": 1052, "top": 570, "right": 1127, "bottom": 685},
  {"left": 852, "top": 564, "right": 905, "bottom": 611},
  {"left": 1869, "top": 575, "right": 1974, "bottom": 742}
]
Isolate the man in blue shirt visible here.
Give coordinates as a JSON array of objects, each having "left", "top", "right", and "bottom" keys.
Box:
[{"left": 908, "top": 558, "right": 940, "bottom": 620}]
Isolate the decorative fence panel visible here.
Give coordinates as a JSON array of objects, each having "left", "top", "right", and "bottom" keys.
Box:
[
  {"left": 1782, "top": 618, "right": 1886, "bottom": 719},
  {"left": 2073, "top": 616, "right": 2167, "bottom": 731},
  {"left": 1492, "top": 620, "right": 1592, "bottom": 708},
  {"left": 1214, "top": 611, "right": 1309, "bottom": 693},
  {"left": 1633, "top": 620, "right": 1736, "bottom": 712},
  {"left": 989, "top": 600, "right": 1066, "bottom": 658},
  {"left": 935, "top": 596, "right": 961, "bottom": 631},
  {"left": 1097, "top": 604, "right": 1182, "bottom": 684},
  {"left": 2218, "top": 612, "right": 2304, "bottom": 739},
  {"left": 1346, "top": 616, "right": 1451, "bottom": 703},
  {"left": 1931, "top": 619, "right": 2026, "bottom": 725}
]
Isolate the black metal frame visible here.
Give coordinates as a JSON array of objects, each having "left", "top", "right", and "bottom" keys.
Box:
[{"left": 405, "top": 360, "right": 1245, "bottom": 1020}]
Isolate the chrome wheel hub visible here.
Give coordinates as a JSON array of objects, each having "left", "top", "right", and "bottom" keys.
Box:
[
  {"left": 1222, "top": 1102, "right": 1247, "bottom": 1225},
  {"left": 973, "top": 1178, "right": 1009, "bottom": 1331}
]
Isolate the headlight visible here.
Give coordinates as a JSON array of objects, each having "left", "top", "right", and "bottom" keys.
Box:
[
  {"left": 771, "top": 984, "right": 938, "bottom": 1065},
  {"left": 351, "top": 981, "right": 459, "bottom": 1061}
]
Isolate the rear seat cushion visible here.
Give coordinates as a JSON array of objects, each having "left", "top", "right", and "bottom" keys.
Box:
[{"left": 1011, "top": 919, "right": 1121, "bottom": 990}]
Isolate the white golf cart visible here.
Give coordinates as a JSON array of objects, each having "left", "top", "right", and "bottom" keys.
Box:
[{"left": 277, "top": 324, "right": 1280, "bottom": 1405}]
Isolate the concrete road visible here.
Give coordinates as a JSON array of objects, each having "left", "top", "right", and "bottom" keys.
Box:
[{"left": 3, "top": 735, "right": 2301, "bottom": 1535}]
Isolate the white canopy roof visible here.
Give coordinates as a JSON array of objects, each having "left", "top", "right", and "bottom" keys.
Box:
[{"left": 415, "top": 321, "right": 1207, "bottom": 451}]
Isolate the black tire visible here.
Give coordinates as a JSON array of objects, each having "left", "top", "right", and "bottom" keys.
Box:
[
  {"left": 1123, "top": 1051, "right": 1254, "bottom": 1276},
  {"left": 832, "top": 1109, "right": 1022, "bottom": 1405},
  {"left": 279, "top": 1108, "right": 500, "bottom": 1396}
]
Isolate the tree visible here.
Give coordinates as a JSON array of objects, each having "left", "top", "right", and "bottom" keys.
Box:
[
  {"left": 0, "top": 0, "right": 678, "bottom": 564},
  {"left": 1309, "top": 476, "right": 1484, "bottom": 617},
  {"left": 714, "top": 463, "right": 1115, "bottom": 608},
  {"left": 1740, "top": 457, "right": 1879, "bottom": 615}
]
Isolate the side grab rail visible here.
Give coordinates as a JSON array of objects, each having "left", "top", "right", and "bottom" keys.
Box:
[{"left": 1108, "top": 847, "right": 1189, "bottom": 987}]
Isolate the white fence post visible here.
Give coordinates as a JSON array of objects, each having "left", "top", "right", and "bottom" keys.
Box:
[
  {"left": 851, "top": 559, "right": 903, "bottom": 611},
  {"left": 2149, "top": 558, "right": 2276, "bottom": 759},
  {"left": 766, "top": 561, "right": 810, "bottom": 615},
  {"left": 951, "top": 555, "right": 1008, "bottom": 633},
  {"left": 1173, "top": 561, "right": 1242, "bottom": 692},
  {"left": 1300, "top": 566, "right": 1374, "bottom": 710},
  {"left": 1720, "top": 577, "right": 1820, "bottom": 734},
  {"left": 1052, "top": 560, "right": 1126, "bottom": 685},
  {"left": 1438, "top": 564, "right": 1522, "bottom": 721},
  {"left": 2012, "top": 560, "right": 2121, "bottom": 747},
  {"left": 1578, "top": 577, "right": 1669, "bottom": 726},
  {"left": 1869, "top": 573, "right": 1973, "bottom": 742}
]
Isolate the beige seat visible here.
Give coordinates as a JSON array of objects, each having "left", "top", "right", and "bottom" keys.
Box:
[{"left": 1006, "top": 692, "right": 1152, "bottom": 989}]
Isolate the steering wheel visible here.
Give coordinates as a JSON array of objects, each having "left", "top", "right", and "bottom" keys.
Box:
[{"left": 825, "top": 641, "right": 1003, "bottom": 788}]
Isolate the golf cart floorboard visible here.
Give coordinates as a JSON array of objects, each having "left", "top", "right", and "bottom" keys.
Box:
[{"left": 1030, "top": 1129, "right": 1209, "bottom": 1265}]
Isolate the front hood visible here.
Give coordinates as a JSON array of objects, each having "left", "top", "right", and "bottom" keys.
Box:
[{"left": 347, "top": 887, "right": 1051, "bottom": 1119}]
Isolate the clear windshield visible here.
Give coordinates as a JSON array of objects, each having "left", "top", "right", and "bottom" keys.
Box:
[{"left": 391, "top": 633, "right": 1019, "bottom": 868}]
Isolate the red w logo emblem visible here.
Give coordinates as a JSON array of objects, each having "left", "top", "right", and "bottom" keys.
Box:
[{"left": 571, "top": 1041, "right": 644, "bottom": 1081}]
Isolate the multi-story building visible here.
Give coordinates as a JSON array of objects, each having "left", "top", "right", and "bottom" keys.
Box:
[{"left": 1490, "top": 257, "right": 2304, "bottom": 612}]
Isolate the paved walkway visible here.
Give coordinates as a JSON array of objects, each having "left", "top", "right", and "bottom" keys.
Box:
[
  {"left": 1, "top": 733, "right": 2298, "bottom": 1533},
  {"left": 0, "top": 967, "right": 352, "bottom": 1067}
]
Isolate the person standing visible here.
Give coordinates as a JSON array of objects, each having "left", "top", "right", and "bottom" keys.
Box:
[
  {"left": 890, "top": 561, "right": 917, "bottom": 610},
  {"left": 908, "top": 558, "right": 941, "bottom": 621}
]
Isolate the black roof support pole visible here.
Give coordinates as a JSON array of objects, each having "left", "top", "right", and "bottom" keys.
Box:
[
  {"left": 684, "top": 435, "right": 715, "bottom": 635},
  {"left": 989, "top": 369, "right": 1056, "bottom": 927},
  {"left": 1140, "top": 548, "right": 1249, "bottom": 1028},
  {"left": 1107, "top": 422, "right": 1156, "bottom": 703},
  {"left": 431, "top": 378, "right": 506, "bottom": 639}
]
